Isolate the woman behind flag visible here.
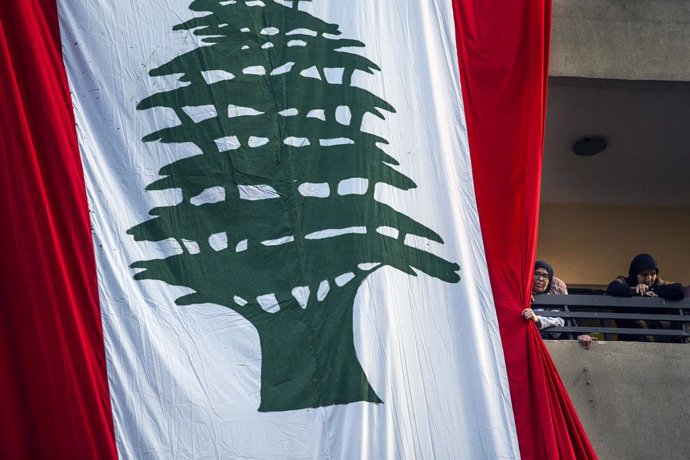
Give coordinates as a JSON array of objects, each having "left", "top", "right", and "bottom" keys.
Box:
[{"left": 523, "top": 260, "right": 597, "bottom": 348}]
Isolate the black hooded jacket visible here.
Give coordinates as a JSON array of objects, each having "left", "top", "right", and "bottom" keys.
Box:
[{"left": 606, "top": 253, "right": 684, "bottom": 301}]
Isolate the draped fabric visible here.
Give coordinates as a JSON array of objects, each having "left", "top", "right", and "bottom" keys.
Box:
[
  {"left": 0, "top": 1, "right": 117, "bottom": 458},
  {"left": 452, "top": 0, "right": 597, "bottom": 458},
  {"left": 1, "top": 0, "right": 595, "bottom": 458}
]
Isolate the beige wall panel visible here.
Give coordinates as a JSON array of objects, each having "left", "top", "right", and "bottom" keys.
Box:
[{"left": 537, "top": 202, "right": 690, "bottom": 287}]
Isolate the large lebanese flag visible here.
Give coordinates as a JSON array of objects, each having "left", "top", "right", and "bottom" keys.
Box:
[{"left": 1, "top": 0, "right": 596, "bottom": 458}]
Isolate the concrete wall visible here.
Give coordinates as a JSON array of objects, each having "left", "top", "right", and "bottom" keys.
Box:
[
  {"left": 537, "top": 202, "right": 690, "bottom": 287},
  {"left": 550, "top": 0, "right": 690, "bottom": 81},
  {"left": 545, "top": 341, "right": 690, "bottom": 459}
]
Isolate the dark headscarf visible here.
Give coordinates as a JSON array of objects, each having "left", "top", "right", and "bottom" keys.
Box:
[
  {"left": 626, "top": 253, "right": 659, "bottom": 285},
  {"left": 534, "top": 260, "right": 554, "bottom": 294}
]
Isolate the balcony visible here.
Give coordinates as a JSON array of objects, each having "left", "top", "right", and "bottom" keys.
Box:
[
  {"left": 534, "top": 294, "right": 690, "bottom": 459},
  {"left": 532, "top": 294, "right": 690, "bottom": 341}
]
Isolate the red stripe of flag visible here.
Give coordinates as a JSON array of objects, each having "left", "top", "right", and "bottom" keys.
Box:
[
  {"left": 0, "top": 0, "right": 117, "bottom": 458},
  {"left": 452, "top": 0, "right": 597, "bottom": 458}
]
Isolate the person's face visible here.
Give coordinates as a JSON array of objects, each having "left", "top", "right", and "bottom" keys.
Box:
[
  {"left": 533, "top": 268, "right": 550, "bottom": 293},
  {"left": 636, "top": 269, "right": 657, "bottom": 286}
]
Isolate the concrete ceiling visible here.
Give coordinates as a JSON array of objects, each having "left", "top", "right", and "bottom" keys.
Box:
[{"left": 542, "top": 77, "right": 690, "bottom": 208}]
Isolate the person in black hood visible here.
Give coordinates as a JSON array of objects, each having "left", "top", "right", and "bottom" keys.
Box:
[
  {"left": 607, "top": 253, "right": 685, "bottom": 342},
  {"left": 606, "top": 253, "right": 684, "bottom": 300}
]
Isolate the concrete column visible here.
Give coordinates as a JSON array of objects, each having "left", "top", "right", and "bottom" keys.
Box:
[{"left": 551, "top": 0, "right": 690, "bottom": 81}]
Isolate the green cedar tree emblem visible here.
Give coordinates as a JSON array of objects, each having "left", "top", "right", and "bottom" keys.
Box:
[{"left": 129, "top": 0, "right": 460, "bottom": 412}]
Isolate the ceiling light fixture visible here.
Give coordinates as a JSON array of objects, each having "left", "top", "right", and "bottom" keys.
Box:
[{"left": 572, "top": 135, "right": 607, "bottom": 156}]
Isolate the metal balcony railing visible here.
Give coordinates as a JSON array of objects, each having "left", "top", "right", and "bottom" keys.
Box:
[{"left": 531, "top": 294, "right": 690, "bottom": 341}]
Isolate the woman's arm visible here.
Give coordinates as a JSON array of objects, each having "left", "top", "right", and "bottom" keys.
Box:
[
  {"left": 522, "top": 308, "right": 564, "bottom": 330},
  {"left": 537, "top": 314, "right": 565, "bottom": 330},
  {"left": 653, "top": 282, "right": 685, "bottom": 301},
  {"left": 606, "top": 277, "right": 633, "bottom": 297}
]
